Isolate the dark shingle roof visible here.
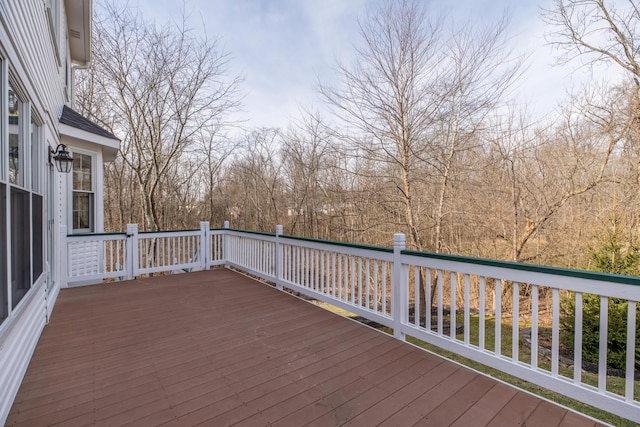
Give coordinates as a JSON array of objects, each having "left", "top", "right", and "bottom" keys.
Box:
[{"left": 59, "top": 105, "right": 118, "bottom": 140}]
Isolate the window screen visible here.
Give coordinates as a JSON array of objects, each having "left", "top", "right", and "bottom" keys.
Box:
[
  {"left": 0, "top": 184, "right": 7, "bottom": 324},
  {"left": 11, "top": 187, "right": 30, "bottom": 309},
  {"left": 32, "top": 194, "right": 43, "bottom": 281}
]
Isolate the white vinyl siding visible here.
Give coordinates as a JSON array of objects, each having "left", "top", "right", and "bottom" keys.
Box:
[
  {"left": 0, "top": 1, "right": 84, "bottom": 424},
  {"left": 0, "top": 0, "right": 68, "bottom": 123}
]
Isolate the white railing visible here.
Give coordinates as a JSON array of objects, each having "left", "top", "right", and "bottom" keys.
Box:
[
  {"left": 136, "top": 230, "right": 200, "bottom": 276},
  {"left": 67, "top": 232, "right": 128, "bottom": 283},
  {"left": 224, "top": 229, "right": 277, "bottom": 281},
  {"left": 398, "top": 249, "right": 639, "bottom": 423},
  {"left": 277, "top": 233, "right": 395, "bottom": 329},
  {"left": 64, "top": 223, "right": 640, "bottom": 423}
]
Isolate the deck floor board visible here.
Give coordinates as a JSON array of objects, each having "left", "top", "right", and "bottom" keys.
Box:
[{"left": 7, "top": 269, "right": 605, "bottom": 426}]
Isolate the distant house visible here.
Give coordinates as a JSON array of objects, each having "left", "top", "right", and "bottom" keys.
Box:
[{"left": 0, "top": 0, "right": 118, "bottom": 421}]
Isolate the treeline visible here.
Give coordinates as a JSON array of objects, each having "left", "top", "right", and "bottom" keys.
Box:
[{"left": 79, "top": 0, "right": 640, "bottom": 272}]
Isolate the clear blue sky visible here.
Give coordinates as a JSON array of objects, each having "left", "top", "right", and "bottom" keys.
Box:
[{"left": 130, "top": 0, "right": 621, "bottom": 130}]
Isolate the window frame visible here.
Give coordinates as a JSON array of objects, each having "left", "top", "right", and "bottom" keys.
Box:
[
  {"left": 30, "top": 111, "right": 43, "bottom": 194},
  {"left": 10, "top": 186, "right": 31, "bottom": 309},
  {"left": 0, "top": 56, "right": 7, "bottom": 327},
  {"left": 8, "top": 82, "right": 27, "bottom": 188},
  {"left": 71, "top": 150, "right": 96, "bottom": 233},
  {"left": 0, "top": 68, "right": 46, "bottom": 327}
]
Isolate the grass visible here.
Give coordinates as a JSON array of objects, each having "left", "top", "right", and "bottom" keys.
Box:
[
  {"left": 313, "top": 301, "right": 357, "bottom": 318},
  {"left": 452, "top": 315, "right": 640, "bottom": 398},
  {"left": 316, "top": 302, "right": 637, "bottom": 427}
]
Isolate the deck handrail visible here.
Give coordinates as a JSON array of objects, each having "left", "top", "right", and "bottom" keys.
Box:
[{"left": 64, "top": 222, "right": 640, "bottom": 423}]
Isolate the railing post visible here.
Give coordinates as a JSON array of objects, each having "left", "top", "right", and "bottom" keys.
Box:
[
  {"left": 223, "top": 221, "right": 230, "bottom": 268},
  {"left": 275, "top": 224, "right": 283, "bottom": 290},
  {"left": 199, "top": 221, "right": 209, "bottom": 271},
  {"left": 392, "top": 233, "right": 406, "bottom": 341},
  {"left": 126, "top": 224, "right": 138, "bottom": 280},
  {"left": 59, "top": 225, "right": 68, "bottom": 288}
]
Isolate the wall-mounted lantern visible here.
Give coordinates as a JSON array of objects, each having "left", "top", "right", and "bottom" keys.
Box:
[{"left": 49, "top": 144, "right": 73, "bottom": 173}]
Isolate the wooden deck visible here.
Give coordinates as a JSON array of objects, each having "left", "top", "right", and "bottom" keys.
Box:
[{"left": 7, "top": 269, "right": 605, "bottom": 426}]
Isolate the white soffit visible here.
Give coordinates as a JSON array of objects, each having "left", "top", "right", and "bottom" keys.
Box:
[
  {"left": 60, "top": 123, "right": 119, "bottom": 162},
  {"left": 64, "top": 0, "right": 92, "bottom": 66}
]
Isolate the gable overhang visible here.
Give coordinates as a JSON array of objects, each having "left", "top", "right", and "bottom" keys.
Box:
[
  {"left": 64, "top": 0, "right": 92, "bottom": 66},
  {"left": 59, "top": 123, "right": 119, "bottom": 162}
]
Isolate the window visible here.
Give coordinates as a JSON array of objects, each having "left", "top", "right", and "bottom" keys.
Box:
[
  {"left": 11, "top": 187, "right": 30, "bottom": 308},
  {"left": 32, "top": 194, "right": 43, "bottom": 281},
  {"left": 8, "top": 84, "right": 23, "bottom": 186},
  {"left": 0, "top": 184, "right": 6, "bottom": 324},
  {"left": 72, "top": 153, "right": 94, "bottom": 232},
  {"left": 31, "top": 116, "right": 41, "bottom": 192},
  {"left": 1, "top": 74, "right": 45, "bottom": 323},
  {"left": 31, "top": 116, "right": 43, "bottom": 282}
]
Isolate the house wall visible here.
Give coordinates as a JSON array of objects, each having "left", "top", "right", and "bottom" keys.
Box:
[
  {"left": 0, "top": 0, "right": 69, "bottom": 129},
  {"left": 0, "top": 0, "right": 72, "bottom": 423}
]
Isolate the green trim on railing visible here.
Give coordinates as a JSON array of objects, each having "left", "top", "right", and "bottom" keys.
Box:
[
  {"left": 216, "top": 227, "right": 393, "bottom": 253},
  {"left": 223, "top": 228, "right": 276, "bottom": 237},
  {"left": 280, "top": 234, "right": 394, "bottom": 254},
  {"left": 402, "top": 250, "right": 640, "bottom": 286},
  {"left": 67, "top": 232, "right": 127, "bottom": 238},
  {"left": 73, "top": 226, "right": 638, "bottom": 285},
  {"left": 139, "top": 228, "right": 200, "bottom": 235}
]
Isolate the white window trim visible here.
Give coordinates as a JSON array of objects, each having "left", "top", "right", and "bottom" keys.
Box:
[
  {"left": 30, "top": 112, "right": 44, "bottom": 195},
  {"left": 69, "top": 149, "right": 96, "bottom": 233},
  {"left": 7, "top": 81, "right": 32, "bottom": 191},
  {"left": 0, "top": 57, "right": 47, "bottom": 328},
  {"left": 0, "top": 58, "right": 6, "bottom": 184}
]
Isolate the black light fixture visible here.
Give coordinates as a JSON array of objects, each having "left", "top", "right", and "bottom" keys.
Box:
[{"left": 49, "top": 144, "right": 73, "bottom": 173}]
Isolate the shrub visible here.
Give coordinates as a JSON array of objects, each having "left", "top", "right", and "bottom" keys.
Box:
[
  {"left": 561, "top": 293, "right": 638, "bottom": 370},
  {"left": 560, "top": 211, "right": 640, "bottom": 371}
]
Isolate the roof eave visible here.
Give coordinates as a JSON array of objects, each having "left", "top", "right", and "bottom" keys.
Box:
[
  {"left": 60, "top": 123, "right": 120, "bottom": 162},
  {"left": 65, "top": 0, "right": 92, "bottom": 66}
]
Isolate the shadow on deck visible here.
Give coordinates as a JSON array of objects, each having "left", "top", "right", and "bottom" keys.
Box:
[{"left": 7, "top": 269, "right": 605, "bottom": 426}]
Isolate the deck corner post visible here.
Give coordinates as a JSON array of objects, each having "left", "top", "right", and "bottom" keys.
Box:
[
  {"left": 275, "top": 224, "right": 283, "bottom": 290},
  {"left": 392, "top": 233, "right": 406, "bottom": 341},
  {"left": 126, "top": 224, "right": 139, "bottom": 279},
  {"left": 199, "top": 221, "right": 210, "bottom": 271},
  {"left": 223, "top": 221, "right": 230, "bottom": 268},
  {"left": 59, "top": 225, "right": 68, "bottom": 288}
]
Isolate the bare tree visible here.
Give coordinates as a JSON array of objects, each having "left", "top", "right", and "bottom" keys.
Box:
[
  {"left": 83, "top": 1, "right": 241, "bottom": 231},
  {"left": 543, "top": 0, "right": 640, "bottom": 78},
  {"left": 321, "top": 0, "right": 523, "bottom": 255},
  {"left": 320, "top": 0, "right": 446, "bottom": 251},
  {"left": 488, "top": 85, "right": 627, "bottom": 263},
  {"left": 195, "top": 124, "right": 239, "bottom": 225},
  {"left": 429, "top": 16, "right": 524, "bottom": 253},
  {"left": 543, "top": 0, "right": 640, "bottom": 175},
  {"left": 542, "top": 0, "right": 640, "bottom": 263},
  {"left": 222, "top": 128, "right": 285, "bottom": 230},
  {"left": 281, "top": 111, "right": 335, "bottom": 237}
]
